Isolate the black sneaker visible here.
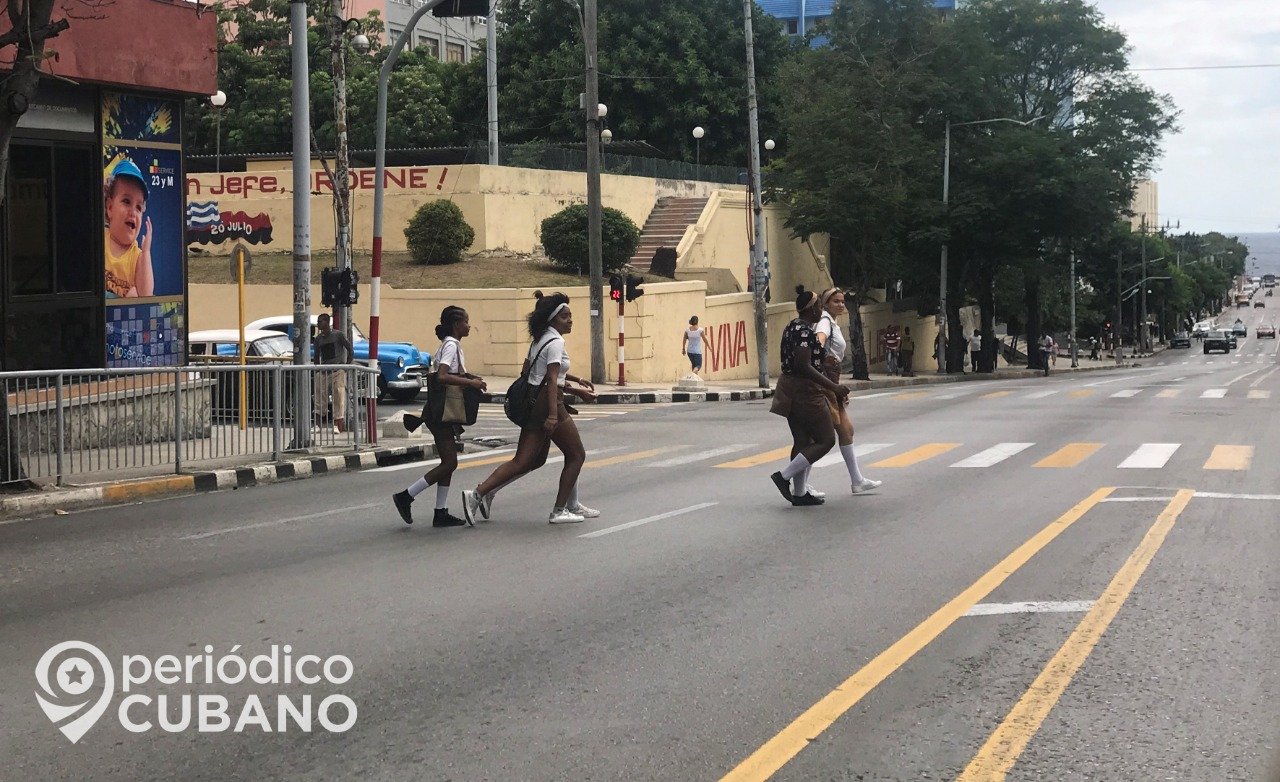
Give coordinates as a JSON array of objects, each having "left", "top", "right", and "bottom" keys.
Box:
[
  {"left": 770, "top": 471, "right": 793, "bottom": 502},
  {"left": 433, "top": 508, "right": 467, "bottom": 528},
  {"left": 393, "top": 490, "right": 414, "bottom": 524},
  {"left": 403, "top": 414, "right": 423, "bottom": 433},
  {"left": 791, "top": 492, "right": 825, "bottom": 507}
]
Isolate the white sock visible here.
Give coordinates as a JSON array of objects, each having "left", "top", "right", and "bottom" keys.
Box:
[
  {"left": 435, "top": 484, "right": 450, "bottom": 509},
  {"left": 780, "top": 454, "right": 810, "bottom": 481},
  {"left": 841, "top": 444, "right": 866, "bottom": 483},
  {"left": 407, "top": 477, "right": 430, "bottom": 499}
]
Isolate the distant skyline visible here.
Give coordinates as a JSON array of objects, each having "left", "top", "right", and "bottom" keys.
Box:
[{"left": 1090, "top": 0, "right": 1280, "bottom": 235}]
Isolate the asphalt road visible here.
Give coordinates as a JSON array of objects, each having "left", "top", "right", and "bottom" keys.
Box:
[{"left": 1, "top": 307, "right": 1278, "bottom": 781}]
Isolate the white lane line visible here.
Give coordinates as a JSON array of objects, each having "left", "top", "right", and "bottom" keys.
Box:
[
  {"left": 1100, "top": 496, "right": 1176, "bottom": 503},
  {"left": 1172, "top": 377, "right": 1187, "bottom": 382},
  {"left": 1118, "top": 443, "right": 1181, "bottom": 469},
  {"left": 963, "top": 600, "right": 1095, "bottom": 617},
  {"left": 1249, "top": 390, "right": 1272, "bottom": 399},
  {"left": 1227, "top": 369, "right": 1264, "bottom": 386},
  {"left": 950, "top": 443, "right": 1034, "bottom": 468},
  {"left": 852, "top": 391, "right": 901, "bottom": 400},
  {"left": 936, "top": 390, "right": 978, "bottom": 400},
  {"left": 1251, "top": 366, "right": 1280, "bottom": 387},
  {"left": 367, "top": 448, "right": 517, "bottom": 473},
  {"left": 1110, "top": 389, "right": 1141, "bottom": 398},
  {"left": 1201, "top": 388, "right": 1228, "bottom": 399},
  {"left": 183, "top": 503, "right": 382, "bottom": 540},
  {"left": 578, "top": 502, "right": 719, "bottom": 539},
  {"left": 1194, "top": 491, "right": 1280, "bottom": 501},
  {"left": 813, "top": 443, "right": 894, "bottom": 468},
  {"left": 646, "top": 444, "right": 756, "bottom": 467},
  {"left": 1025, "top": 389, "right": 1060, "bottom": 399}
]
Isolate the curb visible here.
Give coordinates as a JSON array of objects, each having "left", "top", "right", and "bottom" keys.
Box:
[
  {"left": 480, "top": 388, "right": 774, "bottom": 405},
  {"left": 1, "top": 444, "right": 439, "bottom": 521}
]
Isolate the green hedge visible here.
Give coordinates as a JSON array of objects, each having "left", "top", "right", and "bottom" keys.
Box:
[
  {"left": 539, "top": 204, "right": 640, "bottom": 274},
  {"left": 404, "top": 200, "right": 475, "bottom": 265}
]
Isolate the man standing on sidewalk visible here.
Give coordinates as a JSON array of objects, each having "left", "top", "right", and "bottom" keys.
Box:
[
  {"left": 899, "top": 327, "right": 915, "bottom": 377},
  {"left": 969, "top": 329, "right": 983, "bottom": 373},
  {"left": 882, "top": 326, "right": 901, "bottom": 376},
  {"left": 315, "top": 313, "right": 354, "bottom": 433}
]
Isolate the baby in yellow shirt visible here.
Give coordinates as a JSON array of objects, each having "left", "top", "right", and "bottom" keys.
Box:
[{"left": 104, "top": 158, "right": 153, "bottom": 298}]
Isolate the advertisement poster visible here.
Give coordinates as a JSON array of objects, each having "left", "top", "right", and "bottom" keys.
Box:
[{"left": 102, "top": 92, "right": 185, "bottom": 367}]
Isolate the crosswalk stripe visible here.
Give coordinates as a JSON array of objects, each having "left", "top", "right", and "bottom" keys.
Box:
[
  {"left": 1110, "top": 389, "right": 1141, "bottom": 398},
  {"left": 980, "top": 390, "right": 1013, "bottom": 400},
  {"left": 1248, "top": 390, "right": 1272, "bottom": 399},
  {"left": 813, "top": 443, "right": 894, "bottom": 468},
  {"left": 1068, "top": 390, "right": 1095, "bottom": 399},
  {"left": 1156, "top": 389, "right": 1181, "bottom": 399},
  {"left": 951, "top": 443, "right": 1034, "bottom": 468},
  {"left": 1118, "top": 443, "right": 1180, "bottom": 469},
  {"left": 870, "top": 443, "right": 961, "bottom": 468},
  {"left": 1035, "top": 443, "right": 1103, "bottom": 468},
  {"left": 893, "top": 391, "right": 930, "bottom": 400},
  {"left": 1201, "top": 389, "right": 1228, "bottom": 399},
  {"left": 715, "top": 445, "right": 793, "bottom": 469},
  {"left": 1025, "top": 389, "right": 1060, "bottom": 399},
  {"left": 584, "top": 448, "right": 669, "bottom": 469},
  {"left": 646, "top": 444, "right": 756, "bottom": 467},
  {"left": 1204, "top": 445, "right": 1253, "bottom": 471}
]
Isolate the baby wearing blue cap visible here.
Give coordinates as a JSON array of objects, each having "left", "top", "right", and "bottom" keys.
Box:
[{"left": 104, "top": 157, "right": 153, "bottom": 297}]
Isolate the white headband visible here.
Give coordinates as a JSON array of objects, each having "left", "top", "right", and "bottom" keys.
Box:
[{"left": 549, "top": 302, "right": 568, "bottom": 320}]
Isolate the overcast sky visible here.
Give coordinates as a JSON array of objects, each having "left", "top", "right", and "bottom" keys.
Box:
[{"left": 1088, "top": 0, "right": 1279, "bottom": 234}]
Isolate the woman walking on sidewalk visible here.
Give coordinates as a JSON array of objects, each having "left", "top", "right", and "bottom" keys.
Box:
[
  {"left": 814, "top": 288, "right": 882, "bottom": 496},
  {"left": 462, "top": 292, "right": 599, "bottom": 525},
  {"left": 393, "top": 306, "right": 487, "bottom": 527},
  {"left": 682, "top": 316, "right": 705, "bottom": 375},
  {"left": 769, "top": 286, "right": 849, "bottom": 506}
]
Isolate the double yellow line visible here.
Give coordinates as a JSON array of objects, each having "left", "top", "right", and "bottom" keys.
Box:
[{"left": 721, "top": 487, "right": 1197, "bottom": 781}]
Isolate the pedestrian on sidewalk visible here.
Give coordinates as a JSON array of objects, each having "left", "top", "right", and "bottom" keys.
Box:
[
  {"left": 1089, "top": 337, "right": 1100, "bottom": 361},
  {"left": 314, "top": 313, "right": 353, "bottom": 433},
  {"left": 882, "top": 326, "right": 901, "bottom": 376},
  {"left": 682, "top": 316, "right": 705, "bottom": 375},
  {"left": 815, "top": 288, "right": 882, "bottom": 496},
  {"left": 1040, "top": 333, "right": 1057, "bottom": 368},
  {"left": 394, "top": 306, "right": 487, "bottom": 527},
  {"left": 462, "top": 292, "right": 599, "bottom": 525},
  {"left": 900, "top": 327, "right": 916, "bottom": 377},
  {"left": 768, "top": 286, "right": 848, "bottom": 507}
]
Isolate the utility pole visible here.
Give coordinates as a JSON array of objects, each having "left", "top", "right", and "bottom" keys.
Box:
[
  {"left": 330, "top": 0, "right": 353, "bottom": 354},
  {"left": 486, "top": 3, "right": 498, "bottom": 165},
  {"left": 938, "top": 120, "right": 951, "bottom": 375},
  {"left": 290, "top": 0, "right": 312, "bottom": 447},
  {"left": 1140, "top": 219, "right": 1149, "bottom": 353},
  {"left": 584, "top": 0, "right": 605, "bottom": 384},
  {"left": 1115, "top": 252, "right": 1123, "bottom": 365},
  {"left": 743, "top": 0, "right": 768, "bottom": 388},
  {"left": 1070, "top": 249, "right": 1078, "bottom": 367}
]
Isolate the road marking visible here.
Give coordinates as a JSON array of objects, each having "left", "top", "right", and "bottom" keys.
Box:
[
  {"left": 980, "top": 390, "right": 1014, "bottom": 400},
  {"left": 1024, "top": 389, "right": 1060, "bottom": 399},
  {"left": 1203, "top": 445, "right": 1253, "bottom": 471},
  {"left": 893, "top": 391, "right": 930, "bottom": 400},
  {"left": 1250, "top": 366, "right": 1280, "bottom": 387},
  {"left": 956, "top": 490, "right": 1194, "bottom": 781},
  {"left": 1100, "top": 496, "right": 1176, "bottom": 503},
  {"left": 1110, "top": 389, "right": 1141, "bottom": 398},
  {"left": 963, "top": 600, "right": 1095, "bottom": 617},
  {"left": 367, "top": 448, "right": 518, "bottom": 473},
  {"left": 1118, "top": 443, "right": 1180, "bottom": 469},
  {"left": 1200, "top": 388, "right": 1228, "bottom": 399},
  {"left": 1227, "top": 369, "right": 1264, "bottom": 386},
  {"left": 936, "top": 390, "right": 977, "bottom": 400},
  {"left": 1194, "top": 491, "right": 1280, "bottom": 501},
  {"left": 182, "top": 502, "right": 382, "bottom": 540},
  {"left": 577, "top": 502, "right": 718, "bottom": 539},
  {"left": 1067, "top": 389, "right": 1095, "bottom": 399},
  {"left": 646, "top": 444, "right": 755, "bottom": 467},
  {"left": 813, "top": 443, "right": 893, "bottom": 468},
  {"left": 1155, "top": 389, "right": 1181, "bottom": 399},
  {"left": 869, "top": 443, "right": 960, "bottom": 468},
  {"left": 718, "top": 487, "right": 1115, "bottom": 782},
  {"left": 851, "top": 391, "right": 900, "bottom": 400},
  {"left": 715, "top": 446, "right": 793, "bottom": 469},
  {"left": 584, "top": 448, "right": 667, "bottom": 469},
  {"left": 950, "top": 443, "right": 1034, "bottom": 469},
  {"left": 1248, "top": 389, "right": 1272, "bottom": 399},
  {"left": 1035, "top": 443, "right": 1103, "bottom": 468}
]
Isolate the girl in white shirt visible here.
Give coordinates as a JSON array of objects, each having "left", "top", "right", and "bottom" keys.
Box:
[
  {"left": 682, "top": 316, "right": 705, "bottom": 373},
  {"left": 815, "top": 288, "right": 882, "bottom": 496},
  {"left": 463, "top": 292, "right": 599, "bottom": 525},
  {"left": 394, "top": 306, "right": 487, "bottom": 527}
]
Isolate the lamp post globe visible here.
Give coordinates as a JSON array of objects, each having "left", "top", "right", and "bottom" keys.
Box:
[
  {"left": 597, "top": 103, "right": 608, "bottom": 119},
  {"left": 764, "top": 138, "right": 775, "bottom": 151},
  {"left": 600, "top": 128, "right": 613, "bottom": 143},
  {"left": 210, "top": 90, "right": 227, "bottom": 107},
  {"left": 351, "top": 32, "right": 370, "bottom": 54},
  {"left": 692, "top": 126, "right": 704, "bottom": 139}
]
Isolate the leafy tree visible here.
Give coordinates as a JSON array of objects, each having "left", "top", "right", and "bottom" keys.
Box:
[{"left": 540, "top": 204, "right": 639, "bottom": 274}]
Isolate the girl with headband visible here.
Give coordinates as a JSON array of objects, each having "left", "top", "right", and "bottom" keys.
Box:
[
  {"left": 462, "top": 292, "right": 600, "bottom": 525},
  {"left": 814, "top": 287, "right": 881, "bottom": 496}
]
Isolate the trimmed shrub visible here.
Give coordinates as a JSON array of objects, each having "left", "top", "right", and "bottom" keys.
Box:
[
  {"left": 540, "top": 204, "right": 640, "bottom": 274},
  {"left": 405, "top": 199, "right": 475, "bottom": 265}
]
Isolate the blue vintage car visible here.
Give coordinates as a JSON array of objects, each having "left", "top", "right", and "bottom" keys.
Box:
[{"left": 245, "top": 315, "right": 429, "bottom": 402}]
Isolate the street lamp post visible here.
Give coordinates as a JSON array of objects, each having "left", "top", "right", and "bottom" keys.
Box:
[
  {"left": 939, "top": 115, "right": 1044, "bottom": 374},
  {"left": 289, "top": 0, "right": 312, "bottom": 448},
  {"left": 692, "top": 126, "right": 704, "bottom": 181},
  {"left": 209, "top": 90, "right": 226, "bottom": 174}
]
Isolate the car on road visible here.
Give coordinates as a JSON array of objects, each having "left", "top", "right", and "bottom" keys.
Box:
[
  {"left": 246, "top": 315, "right": 429, "bottom": 402},
  {"left": 1203, "top": 330, "right": 1233, "bottom": 354},
  {"left": 1255, "top": 300, "right": 1266, "bottom": 308},
  {"left": 189, "top": 329, "right": 296, "bottom": 419},
  {"left": 1231, "top": 320, "right": 1248, "bottom": 337},
  {"left": 1169, "top": 332, "right": 1192, "bottom": 349},
  {"left": 1257, "top": 323, "right": 1276, "bottom": 339}
]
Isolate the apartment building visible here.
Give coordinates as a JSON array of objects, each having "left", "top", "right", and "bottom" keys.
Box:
[{"left": 349, "top": 0, "right": 487, "bottom": 62}]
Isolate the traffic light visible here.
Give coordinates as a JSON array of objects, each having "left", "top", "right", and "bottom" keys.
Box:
[
  {"left": 321, "top": 267, "right": 360, "bottom": 306},
  {"left": 609, "top": 274, "right": 624, "bottom": 303},
  {"left": 432, "top": 0, "right": 489, "bottom": 17},
  {"left": 625, "top": 274, "right": 645, "bottom": 302},
  {"left": 320, "top": 267, "right": 341, "bottom": 307},
  {"left": 340, "top": 268, "right": 360, "bottom": 305}
]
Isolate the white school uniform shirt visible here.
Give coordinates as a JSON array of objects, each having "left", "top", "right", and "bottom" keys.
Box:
[
  {"left": 436, "top": 336, "right": 465, "bottom": 374},
  {"left": 527, "top": 328, "right": 569, "bottom": 387},
  {"left": 685, "top": 327, "right": 705, "bottom": 354},
  {"left": 969, "top": 334, "right": 982, "bottom": 352},
  {"left": 815, "top": 311, "right": 847, "bottom": 360}
]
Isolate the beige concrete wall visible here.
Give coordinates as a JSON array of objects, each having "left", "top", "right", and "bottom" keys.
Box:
[{"left": 1128, "top": 179, "right": 1159, "bottom": 231}]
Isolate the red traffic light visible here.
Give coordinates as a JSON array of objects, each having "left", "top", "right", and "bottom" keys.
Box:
[{"left": 609, "top": 274, "right": 624, "bottom": 302}]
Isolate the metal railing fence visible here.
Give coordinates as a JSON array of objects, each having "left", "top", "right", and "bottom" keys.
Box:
[{"left": 1, "top": 364, "right": 380, "bottom": 487}]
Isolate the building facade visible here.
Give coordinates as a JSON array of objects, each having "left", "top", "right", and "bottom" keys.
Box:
[
  {"left": 347, "top": 0, "right": 488, "bottom": 62},
  {"left": 759, "top": 0, "right": 959, "bottom": 40},
  {"left": 1129, "top": 180, "right": 1159, "bottom": 232}
]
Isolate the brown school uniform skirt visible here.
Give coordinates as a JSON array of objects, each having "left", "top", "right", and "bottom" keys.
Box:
[{"left": 770, "top": 373, "right": 835, "bottom": 430}]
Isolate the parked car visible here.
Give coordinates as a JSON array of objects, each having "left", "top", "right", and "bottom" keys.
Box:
[
  {"left": 245, "top": 315, "right": 429, "bottom": 402},
  {"left": 1203, "top": 330, "right": 1233, "bottom": 354},
  {"left": 189, "top": 329, "right": 296, "bottom": 419},
  {"left": 1257, "top": 323, "right": 1276, "bottom": 339},
  {"left": 1169, "top": 332, "right": 1192, "bottom": 349}
]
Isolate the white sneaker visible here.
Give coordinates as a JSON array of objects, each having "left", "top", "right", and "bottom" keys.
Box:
[
  {"left": 548, "top": 507, "right": 586, "bottom": 524},
  {"left": 805, "top": 486, "right": 826, "bottom": 500},
  {"left": 461, "top": 490, "right": 480, "bottom": 525},
  {"left": 478, "top": 492, "right": 494, "bottom": 521},
  {"left": 852, "top": 478, "right": 883, "bottom": 494},
  {"left": 567, "top": 502, "right": 600, "bottom": 519}
]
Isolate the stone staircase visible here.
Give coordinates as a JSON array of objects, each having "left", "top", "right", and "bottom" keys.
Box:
[{"left": 627, "top": 197, "right": 708, "bottom": 272}]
